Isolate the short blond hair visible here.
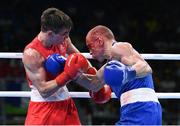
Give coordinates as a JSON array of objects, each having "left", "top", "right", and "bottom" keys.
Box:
[{"left": 87, "top": 25, "right": 115, "bottom": 40}]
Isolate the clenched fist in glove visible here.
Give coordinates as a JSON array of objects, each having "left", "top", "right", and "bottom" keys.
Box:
[
  {"left": 44, "top": 53, "right": 66, "bottom": 76},
  {"left": 55, "top": 53, "right": 89, "bottom": 87}
]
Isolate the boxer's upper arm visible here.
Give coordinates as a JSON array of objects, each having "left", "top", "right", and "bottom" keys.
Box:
[
  {"left": 22, "top": 49, "right": 46, "bottom": 88},
  {"left": 112, "top": 42, "right": 152, "bottom": 77},
  {"left": 23, "top": 49, "right": 63, "bottom": 98}
]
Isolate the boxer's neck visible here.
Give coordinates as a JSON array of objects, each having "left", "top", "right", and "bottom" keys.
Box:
[{"left": 104, "top": 39, "right": 115, "bottom": 60}]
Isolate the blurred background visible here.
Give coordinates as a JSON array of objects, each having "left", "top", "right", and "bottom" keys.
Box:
[{"left": 0, "top": 0, "right": 180, "bottom": 124}]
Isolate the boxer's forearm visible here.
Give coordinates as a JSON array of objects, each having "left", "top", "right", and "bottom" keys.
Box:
[
  {"left": 34, "top": 80, "right": 61, "bottom": 98},
  {"left": 75, "top": 73, "right": 104, "bottom": 92}
]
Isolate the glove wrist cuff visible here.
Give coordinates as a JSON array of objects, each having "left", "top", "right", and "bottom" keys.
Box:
[{"left": 55, "top": 72, "right": 71, "bottom": 87}]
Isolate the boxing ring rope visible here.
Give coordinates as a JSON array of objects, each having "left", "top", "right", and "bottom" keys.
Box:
[
  {"left": 0, "top": 52, "right": 180, "bottom": 60},
  {"left": 0, "top": 91, "right": 180, "bottom": 99},
  {"left": 0, "top": 52, "right": 180, "bottom": 99}
]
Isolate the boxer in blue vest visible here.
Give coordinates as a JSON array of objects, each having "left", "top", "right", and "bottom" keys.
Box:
[{"left": 83, "top": 25, "right": 162, "bottom": 125}]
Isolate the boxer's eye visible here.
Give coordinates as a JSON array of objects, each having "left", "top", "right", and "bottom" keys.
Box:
[{"left": 87, "top": 43, "right": 95, "bottom": 49}]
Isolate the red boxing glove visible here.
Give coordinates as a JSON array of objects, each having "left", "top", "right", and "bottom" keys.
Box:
[
  {"left": 65, "top": 53, "right": 89, "bottom": 78},
  {"left": 55, "top": 53, "right": 89, "bottom": 86},
  {"left": 55, "top": 72, "right": 70, "bottom": 87},
  {"left": 88, "top": 67, "right": 112, "bottom": 104},
  {"left": 87, "top": 67, "right": 97, "bottom": 75},
  {"left": 89, "top": 84, "right": 112, "bottom": 104}
]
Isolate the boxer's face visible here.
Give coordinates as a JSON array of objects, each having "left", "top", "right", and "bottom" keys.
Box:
[
  {"left": 86, "top": 36, "right": 105, "bottom": 62},
  {"left": 51, "top": 28, "right": 70, "bottom": 45}
]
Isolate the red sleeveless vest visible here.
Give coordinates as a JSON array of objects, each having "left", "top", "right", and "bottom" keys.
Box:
[{"left": 24, "top": 37, "right": 67, "bottom": 86}]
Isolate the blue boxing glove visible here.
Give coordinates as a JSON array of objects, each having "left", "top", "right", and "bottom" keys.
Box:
[
  {"left": 44, "top": 53, "right": 66, "bottom": 76},
  {"left": 104, "top": 60, "right": 136, "bottom": 87}
]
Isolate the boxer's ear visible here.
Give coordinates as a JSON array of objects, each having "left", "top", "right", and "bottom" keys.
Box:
[
  {"left": 47, "top": 30, "right": 53, "bottom": 37},
  {"left": 96, "top": 36, "right": 104, "bottom": 46}
]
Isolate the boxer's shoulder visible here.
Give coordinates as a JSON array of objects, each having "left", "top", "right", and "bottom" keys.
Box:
[
  {"left": 111, "top": 42, "right": 133, "bottom": 58},
  {"left": 113, "top": 42, "right": 132, "bottom": 50},
  {"left": 23, "top": 48, "right": 44, "bottom": 70}
]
